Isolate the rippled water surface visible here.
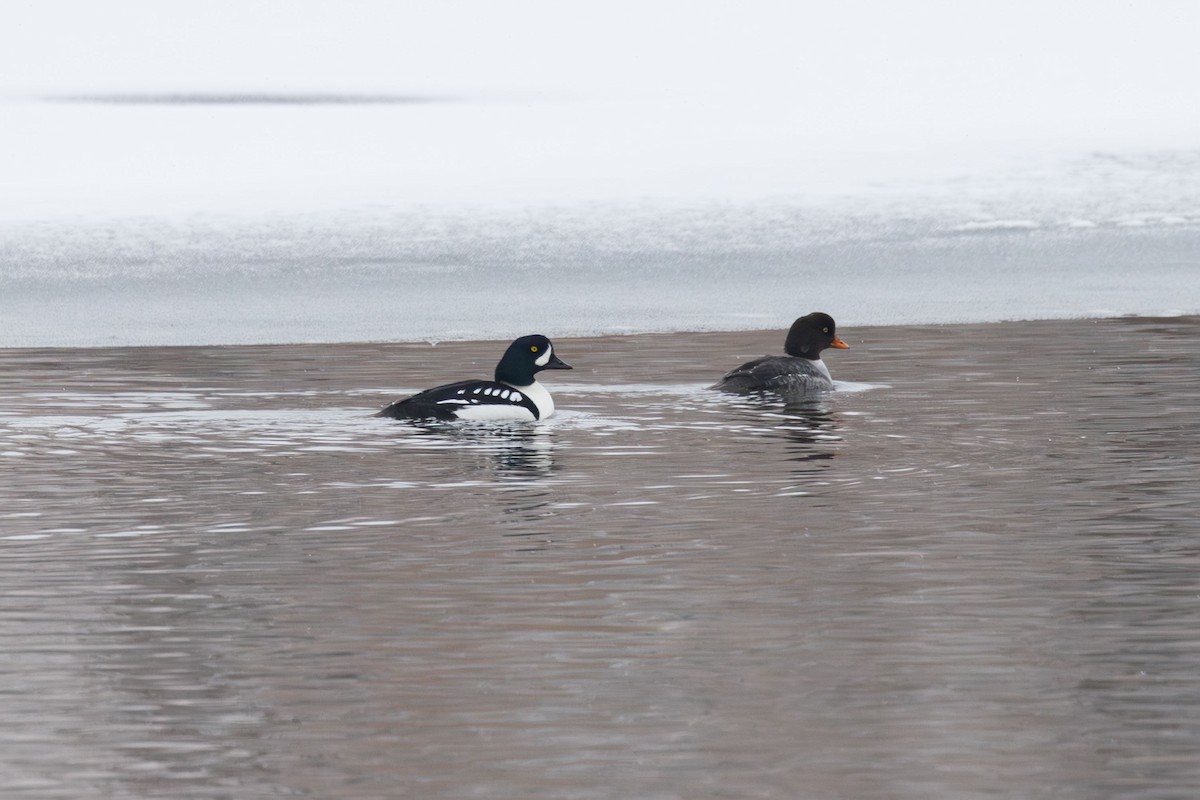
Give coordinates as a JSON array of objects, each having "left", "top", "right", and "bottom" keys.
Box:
[{"left": 2, "top": 316, "right": 1199, "bottom": 799}]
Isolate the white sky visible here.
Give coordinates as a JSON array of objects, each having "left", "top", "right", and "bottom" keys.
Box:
[
  {"left": 1, "top": 1, "right": 1197, "bottom": 217},
  {"left": 3, "top": 0, "right": 1198, "bottom": 137}
]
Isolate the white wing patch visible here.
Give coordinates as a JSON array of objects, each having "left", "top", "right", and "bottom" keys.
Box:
[{"left": 429, "top": 381, "right": 543, "bottom": 422}]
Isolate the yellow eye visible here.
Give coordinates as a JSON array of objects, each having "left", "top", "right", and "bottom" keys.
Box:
[
  {"left": 823, "top": 327, "right": 829, "bottom": 333},
  {"left": 530, "top": 346, "right": 539, "bottom": 352}
]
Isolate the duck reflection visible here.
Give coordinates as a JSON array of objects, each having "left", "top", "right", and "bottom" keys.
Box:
[
  {"left": 384, "top": 420, "right": 566, "bottom": 549},
  {"left": 406, "top": 420, "right": 558, "bottom": 479},
  {"left": 778, "top": 399, "right": 841, "bottom": 464},
  {"left": 725, "top": 394, "right": 842, "bottom": 472}
]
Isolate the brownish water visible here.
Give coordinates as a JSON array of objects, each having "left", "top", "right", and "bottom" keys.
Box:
[{"left": 1, "top": 316, "right": 1198, "bottom": 799}]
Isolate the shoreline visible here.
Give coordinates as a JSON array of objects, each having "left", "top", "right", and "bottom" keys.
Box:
[{"left": 1, "top": 312, "right": 1195, "bottom": 356}]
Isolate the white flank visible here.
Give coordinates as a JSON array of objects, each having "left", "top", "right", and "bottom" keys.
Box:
[
  {"left": 507, "top": 380, "right": 554, "bottom": 419},
  {"left": 453, "top": 403, "right": 536, "bottom": 422}
]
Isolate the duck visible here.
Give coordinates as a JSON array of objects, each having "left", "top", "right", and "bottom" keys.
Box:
[
  {"left": 376, "top": 334, "right": 572, "bottom": 421},
  {"left": 711, "top": 312, "right": 849, "bottom": 397}
]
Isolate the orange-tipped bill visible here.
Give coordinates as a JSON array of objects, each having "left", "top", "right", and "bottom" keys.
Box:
[{"left": 831, "top": 336, "right": 850, "bottom": 349}]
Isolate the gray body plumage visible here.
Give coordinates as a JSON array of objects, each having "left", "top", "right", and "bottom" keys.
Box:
[
  {"left": 711, "top": 355, "right": 834, "bottom": 398},
  {"left": 711, "top": 312, "right": 848, "bottom": 400}
]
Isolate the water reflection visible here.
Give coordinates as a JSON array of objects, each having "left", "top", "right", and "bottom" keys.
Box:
[
  {"left": 388, "top": 420, "right": 565, "bottom": 548},
  {"left": 719, "top": 393, "right": 843, "bottom": 471},
  {"left": 395, "top": 419, "right": 558, "bottom": 479},
  {"left": 779, "top": 399, "right": 841, "bottom": 463}
]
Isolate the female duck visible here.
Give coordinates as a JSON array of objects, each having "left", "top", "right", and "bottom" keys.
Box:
[{"left": 712, "top": 312, "right": 849, "bottom": 398}]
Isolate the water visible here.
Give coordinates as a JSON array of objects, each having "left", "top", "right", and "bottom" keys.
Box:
[{"left": 2, "top": 316, "right": 1198, "bottom": 798}]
